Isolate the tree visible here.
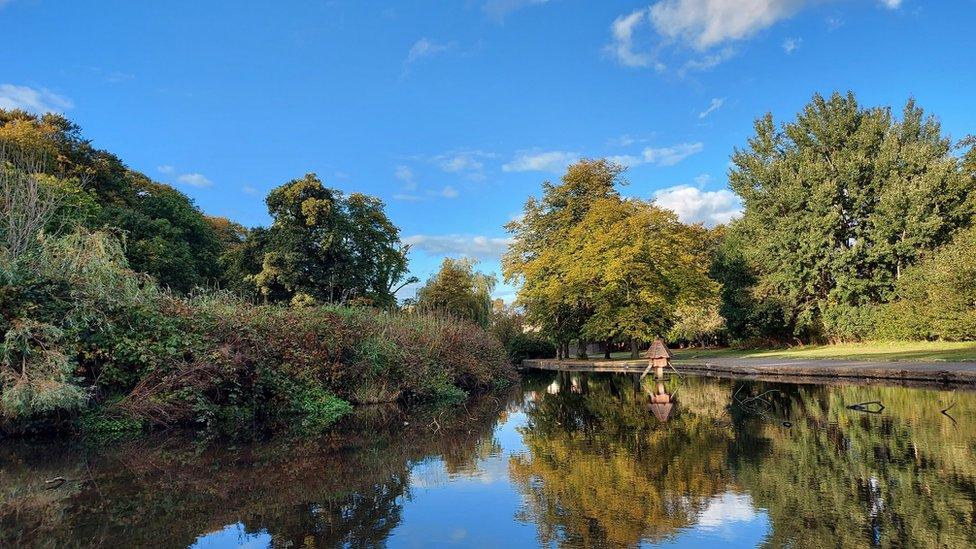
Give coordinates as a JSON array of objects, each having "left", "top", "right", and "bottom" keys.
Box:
[
  {"left": 566, "top": 197, "right": 718, "bottom": 351},
  {"left": 236, "top": 173, "right": 413, "bottom": 307},
  {"left": 876, "top": 224, "right": 976, "bottom": 340},
  {"left": 504, "top": 159, "right": 624, "bottom": 357},
  {"left": 668, "top": 303, "right": 725, "bottom": 348},
  {"left": 505, "top": 159, "right": 719, "bottom": 356},
  {"left": 415, "top": 257, "right": 495, "bottom": 326},
  {"left": 0, "top": 109, "right": 230, "bottom": 292},
  {"left": 728, "top": 92, "right": 975, "bottom": 339}
]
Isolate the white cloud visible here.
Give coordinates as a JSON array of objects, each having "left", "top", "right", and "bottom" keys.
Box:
[
  {"left": 394, "top": 193, "right": 424, "bottom": 202},
  {"left": 439, "top": 152, "right": 484, "bottom": 173},
  {"left": 502, "top": 150, "right": 579, "bottom": 173},
  {"left": 433, "top": 150, "right": 495, "bottom": 181},
  {"left": 650, "top": 0, "right": 807, "bottom": 50},
  {"left": 242, "top": 185, "right": 259, "bottom": 195},
  {"left": 482, "top": 0, "right": 549, "bottom": 20},
  {"left": 438, "top": 185, "right": 459, "bottom": 198},
  {"left": 782, "top": 37, "right": 801, "bottom": 53},
  {"left": 697, "top": 493, "right": 763, "bottom": 539},
  {"left": 698, "top": 97, "right": 725, "bottom": 119},
  {"left": 653, "top": 184, "right": 742, "bottom": 226},
  {"left": 404, "top": 234, "right": 514, "bottom": 260},
  {"left": 395, "top": 165, "right": 417, "bottom": 190},
  {"left": 609, "top": 142, "right": 703, "bottom": 168},
  {"left": 0, "top": 84, "right": 73, "bottom": 113},
  {"left": 157, "top": 165, "right": 175, "bottom": 175},
  {"left": 680, "top": 46, "right": 737, "bottom": 73},
  {"left": 607, "top": 134, "right": 639, "bottom": 147},
  {"left": 880, "top": 0, "right": 902, "bottom": 8},
  {"left": 608, "top": 9, "right": 661, "bottom": 69},
  {"left": 405, "top": 38, "right": 452, "bottom": 64},
  {"left": 175, "top": 173, "right": 213, "bottom": 188}
]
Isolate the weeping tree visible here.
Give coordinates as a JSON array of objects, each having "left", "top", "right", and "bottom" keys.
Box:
[{"left": 414, "top": 257, "right": 496, "bottom": 327}]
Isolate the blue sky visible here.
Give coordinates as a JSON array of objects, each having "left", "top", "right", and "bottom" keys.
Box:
[{"left": 2, "top": 0, "right": 974, "bottom": 301}]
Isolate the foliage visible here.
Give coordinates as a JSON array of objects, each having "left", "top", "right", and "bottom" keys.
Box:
[
  {"left": 0, "top": 319, "right": 87, "bottom": 419},
  {"left": 288, "top": 385, "right": 353, "bottom": 431},
  {"left": 225, "top": 173, "right": 414, "bottom": 307},
  {"left": 0, "top": 109, "right": 229, "bottom": 292},
  {"left": 505, "top": 159, "right": 719, "bottom": 352},
  {"left": 874, "top": 224, "right": 976, "bottom": 340},
  {"left": 728, "top": 92, "right": 975, "bottom": 340},
  {"left": 505, "top": 332, "right": 555, "bottom": 364},
  {"left": 668, "top": 302, "right": 725, "bottom": 347},
  {"left": 414, "top": 257, "right": 495, "bottom": 326},
  {"left": 504, "top": 159, "right": 624, "bottom": 352},
  {"left": 0, "top": 227, "right": 513, "bottom": 434}
]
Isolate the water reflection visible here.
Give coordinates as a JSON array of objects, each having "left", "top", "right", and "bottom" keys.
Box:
[{"left": 2, "top": 373, "right": 976, "bottom": 547}]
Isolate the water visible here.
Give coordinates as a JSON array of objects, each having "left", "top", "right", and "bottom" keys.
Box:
[{"left": 3, "top": 371, "right": 976, "bottom": 548}]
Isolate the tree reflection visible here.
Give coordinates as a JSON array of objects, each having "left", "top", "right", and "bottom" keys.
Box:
[
  {"left": 0, "top": 387, "right": 517, "bottom": 548},
  {"left": 5, "top": 375, "right": 976, "bottom": 547},
  {"left": 513, "top": 373, "right": 976, "bottom": 548},
  {"left": 511, "top": 373, "right": 737, "bottom": 546},
  {"left": 730, "top": 382, "right": 976, "bottom": 548}
]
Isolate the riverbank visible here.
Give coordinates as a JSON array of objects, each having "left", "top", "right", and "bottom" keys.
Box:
[{"left": 523, "top": 354, "right": 976, "bottom": 384}]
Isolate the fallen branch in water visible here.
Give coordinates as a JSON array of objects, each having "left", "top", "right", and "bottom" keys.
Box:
[{"left": 847, "top": 401, "right": 885, "bottom": 413}]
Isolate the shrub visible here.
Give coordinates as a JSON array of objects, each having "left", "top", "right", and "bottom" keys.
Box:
[
  {"left": 874, "top": 226, "right": 976, "bottom": 341},
  {"left": 505, "top": 333, "right": 555, "bottom": 365},
  {"left": 0, "top": 228, "right": 515, "bottom": 434}
]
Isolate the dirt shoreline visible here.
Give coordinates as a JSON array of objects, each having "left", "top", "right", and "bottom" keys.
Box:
[{"left": 522, "top": 357, "right": 976, "bottom": 385}]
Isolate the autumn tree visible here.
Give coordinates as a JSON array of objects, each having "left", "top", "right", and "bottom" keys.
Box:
[
  {"left": 505, "top": 159, "right": 718, "bottom": 357},
  {"left": 503, "top": 159, "right": 624, "bottom": 357},
  {"left": 0, "top": 109, "right": 228, "bottom": 291}
]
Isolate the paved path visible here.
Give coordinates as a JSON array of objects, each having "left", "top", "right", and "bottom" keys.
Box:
[{"left": 523, "top": 356, "right": 976, "bottom": 384}]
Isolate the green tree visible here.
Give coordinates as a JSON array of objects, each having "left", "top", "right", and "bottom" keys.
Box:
[
  {"left": 728, "top": 92, "right": 974, "bottom": 339},
  {"left": 876, "top": 224, "right": 976, "bottom": 340},
  {"left": 0, "top": 109, "right": 229, "bottom": 292},
  {"left": 415, "top": 257, "right": 495, "bottom": 326},
  {"left": 236, "top": 173, "right": 412, "bottom": 307}
]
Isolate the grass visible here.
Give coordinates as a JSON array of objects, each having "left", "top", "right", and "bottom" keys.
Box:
[
  {"left": 580, "top": 341, "right": 976, "bottom": 363},
  {"left": 672, "top": 341, "right": 976, "bottom": 363}
]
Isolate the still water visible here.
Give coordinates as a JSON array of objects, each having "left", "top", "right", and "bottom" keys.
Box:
[{"left": 3, "top": 371, "right": 976, "bottom": 548}]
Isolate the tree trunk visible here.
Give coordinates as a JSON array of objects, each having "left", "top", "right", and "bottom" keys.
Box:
[
  {"left": 630, "top": 339, "right": 639, "bottom": 359},
  {"left": 577, "top": 338, "right": 588, "bottom": 360},
  {"left": 604, "top": 338, "right": 612, "bottom": 360}
]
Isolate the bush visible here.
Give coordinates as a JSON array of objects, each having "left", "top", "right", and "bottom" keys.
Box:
[
  {"left": 506, "top": 333, "right": 555, "bottom": 365},
  {"left": 874, "top": 226, "right": 976, "bottom": 341},
  {"left": 821, "top": 303, "right": 878, "bottom": 342},
  {"left": 0, "top": 230, "right": 515, "bottom": 434}
]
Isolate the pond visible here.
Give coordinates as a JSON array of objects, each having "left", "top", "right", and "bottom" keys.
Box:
[{"left": 3, "top": 371, "right": 976, "bottom": 548}]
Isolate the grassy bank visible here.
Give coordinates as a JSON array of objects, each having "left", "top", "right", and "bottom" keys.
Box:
[
  {"left": 671, "top": 341, "right": 976, "bottom": 363},
  {"left": 1, "top": 231, "right": 515, "bottom": 436}
]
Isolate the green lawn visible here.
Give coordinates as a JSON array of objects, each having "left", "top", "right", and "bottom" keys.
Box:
[
  {"left": 580, "top": 341, "right": 976, "bottom": 363},
  {"left": 670, "top": 341, "right": 976, "bottom": 363}
]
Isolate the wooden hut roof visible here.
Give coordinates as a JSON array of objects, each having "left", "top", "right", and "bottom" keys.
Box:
[{"left": 644, "top": 338, "right": 673, "bottom": 359}]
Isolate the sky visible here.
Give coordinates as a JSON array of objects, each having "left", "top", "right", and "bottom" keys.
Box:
[{"left": 2, "top": 0, "right": 975, "bottom": 302}]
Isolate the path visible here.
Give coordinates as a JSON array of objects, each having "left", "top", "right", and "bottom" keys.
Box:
[{"left": 522, "top": 356, "right": 976, "bottom": 384}]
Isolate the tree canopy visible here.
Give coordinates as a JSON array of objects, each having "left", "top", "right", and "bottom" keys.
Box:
[
  {"left": 727, "top": 92, "right": 975, "bottom": 339},
  {"left": 504, "top": 159, "right": 717, "bottom": 354},
  {"left": 226, "top": 173, "right": 413, "bottom": 307},
  {"left": 0, "top": 109, "right": 234, "bottom": 292},
  {"left": 414, "top": 257, "right": 495, "bottom": 326}
]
